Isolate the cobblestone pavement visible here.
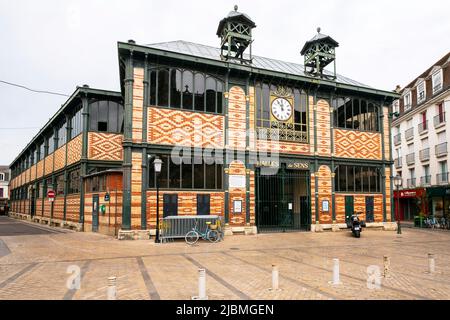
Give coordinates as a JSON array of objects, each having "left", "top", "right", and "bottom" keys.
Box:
[{"left": 1, "top": 216, "right": 450, "bottom": 300}]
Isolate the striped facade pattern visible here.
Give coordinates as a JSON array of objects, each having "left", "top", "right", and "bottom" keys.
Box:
[
  {"left": 310, "top": 172, "right": 316, "bottom": 224},
  {"left": 145, "top": 191, "right": 224, "bottom": 229},
  {"left": 248, "top": 86, "right": 256, "bottom": 150},
  {"left": 147, "top": 107, "right": 224, "bottom": 148},
  {"left": 316, "top": 100, "right": 331, "bottom": 156},
  {"left": 67, "top": 134, "right": 82, "bottom": 165},
  {"left": 132, "top": 67, "right": 144, "bottom": 143},
  {"left": 334, "top": 129, "right": 382, "bottom": 160},
  {"left": 317, "top": 165, "right": 333, "bottom": 224},
  {"left": 249, "top": 170, "right": 255, "bottom": 225},
  {"left": 228, "top": 160, "right": 247, "bottom": 226},
  {"left": 44, "top": 154, "right": 54, "bottom": 176},
  {"left": 35, "top": 198, "right": 43, "bottom": 216},
  {"left": 309, "top": 96, "right": 315, "bottom": 154},
  {"left": 30, "top": 164, "right": 36, "bottom": 181},
  {"left": 65, "top": 194, "right": 81, "bottom": 223},
  {"left": 383, "top": 108, "right": 390, "bottom": 160},
  {"left": 227, "top": 86, "right": 247, "bottom": 151},
  {"left": 36, "top": 160, "right": 44, "bottom": 179},
  {"left": 88, "top": 132, "right": 123, "bottom": 161},
  {"left": 130, "top": 152, "right": 142, "bottom": 229},
  {"left": 53, "top": 196, "right": 64, "bottom": 220},
  {"left": 42, "top": 198, "right": 51, "bottom": 218},
  {"left": 83, "top": 191, "right": 122, "bottom": 233},
  {"left": 335, "top": 194, "right": 383, "bottom": 223},
  {"left": 385, "top": 168, "right": 392, "bottom": 221},
  {"left": 53, "top": 146, "right": 66, "bottom": 172}
]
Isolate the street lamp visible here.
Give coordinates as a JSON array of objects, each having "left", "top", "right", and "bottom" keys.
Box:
[
  {"left": 153, "top": 157, "right": 163, "bottom": 243},
  {"left": 394, "top": 175, "right": 402, "bottom": 234}
]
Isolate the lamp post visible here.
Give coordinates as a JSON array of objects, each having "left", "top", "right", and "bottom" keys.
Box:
[
  {"left": 394, "top": 175, "right": 402, "bottom": 234},
  {"left": 153, "top": 157, "right": 162, "bottom": 243}
]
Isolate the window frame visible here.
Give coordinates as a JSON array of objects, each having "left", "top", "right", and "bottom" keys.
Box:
[{"left": 432, "top": 69, "right": 443, "bottom": 94}]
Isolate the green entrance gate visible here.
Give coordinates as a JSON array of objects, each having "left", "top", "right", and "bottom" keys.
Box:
[{"left": 255, "top": 167, "right": 310, "bottom": 233}]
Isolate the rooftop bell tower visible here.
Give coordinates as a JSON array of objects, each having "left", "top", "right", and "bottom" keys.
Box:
[
  {"left": 216, "top": 5, "right": 256, "bottom": 64},
  {"left": 301, "top": 28, "right": 339, "bottom": 80}
]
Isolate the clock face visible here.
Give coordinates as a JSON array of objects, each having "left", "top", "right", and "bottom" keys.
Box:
[{"left": 271, "top": 98, "right": 292, "bottom": 121}]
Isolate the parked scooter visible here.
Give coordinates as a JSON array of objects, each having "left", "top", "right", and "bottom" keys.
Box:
[{"left": 346, "top": 212, "right": 365, "bottom": 238}]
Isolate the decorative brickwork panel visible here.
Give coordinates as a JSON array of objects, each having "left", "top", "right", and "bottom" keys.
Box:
[
  {"left": 84, "top": 191, "right": 122, "bottom": 232},
  {"left": 37, "top": 159, "right": 44, "bottom": 179},
  {"left": 256, "top": 140, "right": 311, "bottom": 155},
  {"left": 309, "top": 96, "right": 315, "bottom": 154},
  {"left": 249, "top": 170, "right": 255, "bottom": 225},
  {"left": 335, "top": 194, "right": 383, "bottom": 223},
  {"left": 334, "top": 129, "right": 382, "bottom": 160},
  {"left": 43, "top": 198, "right": 51, "bottom": 218},
  {"left": 66, "top": 194, "right": 81, "bottom": 223},
  {"left": 146, "top": 191, "right": 224, "bottom": 229},
  {"left": 30, "top": 164, "right": 36, "bottom": 182},
  {"left": 131, "top": 152, "right": 142, "bottom": 230},
  {"left": 316, "top": 100, "right": 331, "bottom": 156},
  {"left": 317, "top": 165, "right": 332, "bottom": 224},
  {"left": 35, "top": 198, "right": 43, "bottom": 216},
  {"left": 228, "top": 160, "right": 247, "bottom": 226},
  {"left": 311, "top": 172, "right": 316, "bottom": 224},
  {"left": 132, "top": 67, "right": 144, "bottom": 143},
  {"left": 227, "top": 86, "right": 247, "bottom": 151},
  {"left": 67, "top": 135, "right": 82, "bottom": 165},
  {"left": 88, "top": 132, "right": 123, "bottom": 161},
  {"left": 385, "top": 168, "right": 392, "bottom": 221},
  {"left": 148, "top": 107, "right": 224, "bottom": 148},
  {"left": 53, "top": 196, "right": 64, "bottom": 220},
  {"left": 248, "top": 87, "right": 256, "bottom": 150},
  {"left": 44, "top": 154, "right": 54, "bottom": 176},
  {"left": 53, "top": 146, "right": 66, "bottom": 172},
  {"left": 384, "top": 107, "right": 391, "bottom": 160}
]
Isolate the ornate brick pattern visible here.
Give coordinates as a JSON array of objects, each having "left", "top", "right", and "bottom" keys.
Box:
[
  {"left": 384, "top": 107, "right": 391, "bottom": 160},
  {"left": 36, "top": 159, "right": 44, "bottom": 179},
  {"left": 310, "top": 172, "right": 316, "bottom": 224},
  {"left": 316, "top": 100, "right": 331, "bottom": 156},
  {"left": 66, "top": 194, "right": 81, "bottom": 223},
  {"left": 35, "top": 199, "right": 43, "bottom": 216},
  {"left": 309, "top": 96, "right": 315, "bottom": 154},
  {"left": 335, "top": 194, "right": 383, "bottom": 223},
  {"left": 146, "top": 191, "right": 224, "bottom": 229},
  {"left": 30, "top": 164, "right": 36, "bottom": 182},
  {"left": 334, "top": 129, "right": 382, "bottom": 160},
  {"left": 53, "top": 146, "right": 66, "bottom": 172},
  {"left": 131, "top": 152, "right": 142, "bottom": 229},
  {"left": 44, "top": 154, "right": 54, "bottom": 176},
  {"left": 67, "top": 134, "right": 82, "bottom": 165},
  {"left": 148, "top": 107, "right": 224, "bottom": 148},
  {"left": 43, "top": 198, "right": 51, "bottom": 218},
  {"left": 88, "top": 132, "right": 123, "bottom": 161},
  {"left": 53, "top": 196, "right": 64, "bottom": 220},
  {"left": 228, "top": 160, "right": 247, "bottom": 226},
  {"left": 132, "top": 67, "right": 144, "bottom": 143},
  {"left": 317, "top": 165, "right": 332, "bottom": 224},
  {"left": 227, "top": 86, "right": 247, "bottom": 151},
  {"left": 248, "top": 87, "right": 256, "bottom": 150},
  {"left": 385, "top": 168, "right": 392, "bottom": 221},
  {"left": 84, "top": 191, "right": 122, "bottom": 230}
]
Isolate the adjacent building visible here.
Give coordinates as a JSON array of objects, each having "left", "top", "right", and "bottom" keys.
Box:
[
  {"left": 0, "top": 165, "right": 10, "bottom": 199},
  {"left": 8, "top": 7, "right": 399, "bottom": 236},
  {"left": 392, "top": 52, "right": 450, "bottom": 221}
]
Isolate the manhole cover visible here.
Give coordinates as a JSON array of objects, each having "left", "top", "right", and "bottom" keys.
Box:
[{"left": 230, "top": 248, "right": 240, "bottom": 251}]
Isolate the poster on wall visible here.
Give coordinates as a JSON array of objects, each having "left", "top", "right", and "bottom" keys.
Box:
[
  {"left": 322, "top": 200, "right": 329, "bottom": 212},
  {"left": 233, "top": 200, "right": 242, "bottom": 214}
]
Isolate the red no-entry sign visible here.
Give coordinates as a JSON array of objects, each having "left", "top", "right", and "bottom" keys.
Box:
[{"left": 47, "top": 190, "right": 55, "bottom": 199}]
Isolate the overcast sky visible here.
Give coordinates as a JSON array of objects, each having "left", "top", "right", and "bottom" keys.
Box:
[{"left": 1, "top": 0, "right": 449, "bottom": 166}]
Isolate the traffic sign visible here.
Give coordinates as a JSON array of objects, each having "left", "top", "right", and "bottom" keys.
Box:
[
  {"left": 104, "top": 193, "right": 110, "bottom": 202},
  {"left": 47, "top": 190, "right": 55, "bottom": 199}
]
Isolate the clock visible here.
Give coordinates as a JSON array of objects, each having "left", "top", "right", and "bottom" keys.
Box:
[{"left": 271, "top": 97, "right": 293, "bottom": 121}]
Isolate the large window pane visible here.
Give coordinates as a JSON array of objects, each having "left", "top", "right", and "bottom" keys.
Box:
[
  {"left": 170, "top": 69, "right": 181, "bottom": 108},
  {"left": 169, "top": 160, "right": 181, "bottom": 188},
  {"left": 216, "top": 164, "right": 223, "bottom": 189},
  {"left": 194, "top": 73, "right": 205, "bottom": 111},
  {"left": 194, "top": 163, "right": 204, "bottom": 189},
  {"left": 108, "top": 102, "right": 118, "bottom": 132},
  {"left": 182, "top": 163, "right": 193, "bottom": 189},
  {"left": 205, "top": 164, "right": 215, "bottom": 189},
  {"left": 159, "top": 155, "right": 169, "bottom": 188},
  {"left": 150, "top": 70, "right": 156, "bottom": 105},
  {"left": 216, "top": 81, "right": 223, "bottom": 114},
  {"left": 158, "top": 69, "right": 169, "bottom": 107},
  {"left": 98, "top": 101, "right": 108, "bottom": 132},
  {"left": 205, "top": 77, "right": 216, "bottom": 113},
  {"left": 347, "top": 166, "right": 355, "bottom": 192},
  {"left": 182, "top": 71, "right": 193, "bottom": 109}
]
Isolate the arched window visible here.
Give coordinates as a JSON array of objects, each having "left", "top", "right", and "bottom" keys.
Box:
[
  {"left": 182, "top": 70, "right": 193, "bottom": 110},
  {"left": 170, "top": 69, "right": 181, "bottom": 108},
  {"left": 205, "top": 77, "right": 216, "bottom": 113},
  {"left": 194, "top": 73, "right": 205, "bottom": 111}
]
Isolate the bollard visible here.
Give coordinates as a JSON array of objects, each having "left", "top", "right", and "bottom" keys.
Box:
[
  {"left": 194, "top": 268, "right": 208, "bottom": 300},
  {"left": 332, "top": 258, "right": 340, "bottom": 285},
  {"left": 428, "top": 253, "right": 435, "bottom": 273},
  {"left": 271, "top": 264, "right": 279, "bottom": 290},
  {"left": 107, "top": 276, "right": 117, "bottom": 300},
  {"left": 383, "top": 256, "right": 390, "bottom": 278}
]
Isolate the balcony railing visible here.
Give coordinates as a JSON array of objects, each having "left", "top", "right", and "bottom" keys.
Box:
[
  {"left": 434, "top": 112, "right": 446, "bottom": 128},
  {"left": 437, "top": 172, "right": 449, "bottom": 185},
  {"left": 418, "top": 121, "right": 428, "bottom": 134},
  {"left": 435, "top": 142, "right": 448, "bottom": 157},
  {"left": 405, "top": 128, "right": 414, "bottom": 141},
  {"left": 394, "top": 158, "right": 402, "bottom": 168},
  {"left": 407, "top": 178, "right": 416, "bottom": 188},
  {"left": 420, "top": 175, "right": 431, "bottom": 186},
  {"left": 406, "top": 153, "right": 415, "bottom": 165},
  {"left": 419, "top": 148, "right": 430, "bottom": 162},
  {"left": 394, "top": 133, "right": 401, "bottom": 146}
]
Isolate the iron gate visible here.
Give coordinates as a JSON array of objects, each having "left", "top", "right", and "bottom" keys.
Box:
[{"left": 256, "top": 168, "right": 310, "bottom": 233}]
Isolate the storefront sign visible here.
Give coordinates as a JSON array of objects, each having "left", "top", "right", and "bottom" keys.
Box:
[
  {"left": 229, "top": 175, "right": 246, "bottom": 188},
  {"left": 286, "top": 162, "right": 309, "bottom": 170},
  {"left": 256, "top": 160, "right": 279, "bottom": 168},
  {"left": 233, "top": 200, "right": 242, "bottom": 214}
]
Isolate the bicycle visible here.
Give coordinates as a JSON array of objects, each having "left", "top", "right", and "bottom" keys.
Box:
[{"left": 185, "top": 220, "right": 220, "bottom": 245}]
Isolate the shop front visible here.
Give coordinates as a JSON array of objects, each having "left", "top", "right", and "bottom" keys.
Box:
[
  {"left": 427, "top": 186, "right": 450, "bottom": 219},
  {"left": 394, "top": 188, "right": 427, "bottom": 221}
]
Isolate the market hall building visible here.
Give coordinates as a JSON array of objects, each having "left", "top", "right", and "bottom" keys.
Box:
[{"left": 8, "top": 7, "right": 399, "bottom": 237}]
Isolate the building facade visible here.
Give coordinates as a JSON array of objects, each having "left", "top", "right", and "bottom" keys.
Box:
[
  {"left": 392, "top": 52, "right": 450, "bottom": 221},
  {"left": 0, "top": 165, "right": 10, "bottom": 199},
  {"left": 9, "top": 8, "right": 399, "bottom": 236}
]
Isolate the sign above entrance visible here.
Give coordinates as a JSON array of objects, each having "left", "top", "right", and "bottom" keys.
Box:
[
  {"left": 286, "top": 161, "right": 309, "bottom": 170},
  {"left": 229, "top": 175, "right": 246, "bottom": 188}
]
